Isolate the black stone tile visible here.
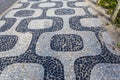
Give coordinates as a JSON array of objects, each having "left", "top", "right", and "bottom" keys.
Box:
[
  {"left": 0, "top": 35, "right": 18, "bottom": 51},
  {"left": 55, "top": 9, "right": 75, "bottom": 15},
  {"left": 51, "top": 34, "right": 83, "bottom": 51},
  {"left": 14, "top": 10, "right": 34, "bottom": 17}
]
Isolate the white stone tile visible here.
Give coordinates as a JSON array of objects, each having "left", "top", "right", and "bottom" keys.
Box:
[
  {"left": 75, "top": 2, "right": 88, "bottom": 7},
  {"left": 28, "top": 19, "right": 53, "bottom": 29},
  {"left": 32, "top": 9, "right": 43, "bottom": 17},
  {"left": 75, "top": 8, "right": 86, "bottom": 16},
  {"left": 40, "top": 0, "right": 47, "bottom": 1},
  {"left": 88, "top": 8, "right": 97, "bottom": 15},
  {"left": 102, "top": 32, "right": 120, "bottom": 55},
  {"left": 0, "top": 63, "right": 44, "bottom": 80},
  {"left": 39, "top": 2, "right": 56, "bottom": 8},
  {"left": 80, "top": 18, "right": 103, "bottom": 27},
  {"left": 20, "top": 0, "right": 28, "bottom": 2},
  {"left": 11, "top": 4, "right": 23, "bottom": 9},
  {"left": 47, "top": 8, "right": 60, "bottom": 17},
  {"left": 51, "top": 0, "right": 61, "bottom": 1},
  {"left": 29, "top": 0, "right": 47, "bottom": 2},
  {"left": 0, "top": 20, "right": 5, "bottom": 28},
  {"left": 90, "top": 63, "right": 120, "bottom": 80}
]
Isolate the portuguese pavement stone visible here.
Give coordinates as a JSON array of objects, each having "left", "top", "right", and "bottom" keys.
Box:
[{"left": 0, "top": 0, "right": 120, "bottom": 80}]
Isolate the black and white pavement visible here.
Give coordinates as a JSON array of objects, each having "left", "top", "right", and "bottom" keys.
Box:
[{"left": 0, "top": 0, "right": 120, "bottom": 80}]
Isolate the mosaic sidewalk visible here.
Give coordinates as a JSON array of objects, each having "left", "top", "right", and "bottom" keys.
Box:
[{"left": 0, "top": 0, "right": 120, "bottom": 80}]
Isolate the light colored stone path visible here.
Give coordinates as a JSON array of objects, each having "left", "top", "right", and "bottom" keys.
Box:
[{"left": 0, "top": 0, "right": 120, "bottom": 80}]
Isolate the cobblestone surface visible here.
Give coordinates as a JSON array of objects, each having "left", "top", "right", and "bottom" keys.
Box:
[{"left": 0, "top": 0, "right": 120, "bottom": 80}]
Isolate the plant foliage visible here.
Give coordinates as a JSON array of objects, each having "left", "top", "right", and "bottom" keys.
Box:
[{"left": 99, "top": 0, "right": 120, "bottom": 25}]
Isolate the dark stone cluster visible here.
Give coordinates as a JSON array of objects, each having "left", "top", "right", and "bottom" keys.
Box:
[
  {"left": 55, "top": 9, "right": 75, "bottom": 15},
  {"left": 14, "top": 10, "right": 34, "bottom": 17},
  {"left": 0, "top": 35, "right": 18, "bottom": 51},
  {"left": 51, "top": 34, "right": 83, "bottom": 51}
]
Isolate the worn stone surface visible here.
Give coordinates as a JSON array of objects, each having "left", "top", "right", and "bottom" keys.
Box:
[
  {"left": 0, "top": 0, "right": 120, "bottom": 80},
  {"left": 90, "top": 63, "right": 120, "bottom": 80}
]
